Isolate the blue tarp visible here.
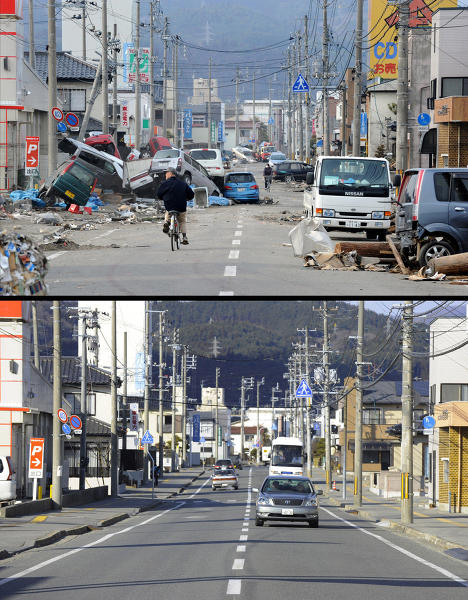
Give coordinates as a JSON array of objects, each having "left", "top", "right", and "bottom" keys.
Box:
[
  {"left": 10, "top": 189, "right": 46, "bottom": 208},
  {"left": 187, "top": 196, "right": 230, "bottom": 207}
]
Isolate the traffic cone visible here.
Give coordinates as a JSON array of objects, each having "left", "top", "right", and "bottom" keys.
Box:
[{"left": 332, "top": 480, "right": 337, "bottom": 491}]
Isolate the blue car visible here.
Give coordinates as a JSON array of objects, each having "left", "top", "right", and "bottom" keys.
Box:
[{"left": 224, "top": 172, "right": 259, "bottom": 203}]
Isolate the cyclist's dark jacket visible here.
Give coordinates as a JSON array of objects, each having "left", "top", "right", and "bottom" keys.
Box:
[
  {"left": 157, "top": 176, "right": 194, "bottom": 213},
  {"left": 263, "top": 166, "right": 272, "bottom": 176}
]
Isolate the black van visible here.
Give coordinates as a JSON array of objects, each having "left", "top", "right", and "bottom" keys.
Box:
[{"left": 395, "top": 168, "right": 468, "bottom": 266}]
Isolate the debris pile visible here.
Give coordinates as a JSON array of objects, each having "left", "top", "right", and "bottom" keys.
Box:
[{"left": 0, "top": 233, "right": 47, "bottom": 295}]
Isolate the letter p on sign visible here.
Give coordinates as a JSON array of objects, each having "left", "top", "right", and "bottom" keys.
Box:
[{"left": 29, "top": 437, "right": 45, "bottom": 479}]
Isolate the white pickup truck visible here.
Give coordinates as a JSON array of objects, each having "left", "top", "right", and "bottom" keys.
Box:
[{"left": 304, "top": 156, "right": 393, "bottom": 241}]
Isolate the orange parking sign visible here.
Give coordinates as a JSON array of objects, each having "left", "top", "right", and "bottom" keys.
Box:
[
  {"left": 25, "top": 136, "right": 40, "bottom": 176},
  {"left": 28, "top": 437, "right": 44, "bottom": 478}
]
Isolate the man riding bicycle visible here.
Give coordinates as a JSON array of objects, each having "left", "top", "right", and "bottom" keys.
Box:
[
  {"left": 263, "top": 164, "right": 273, "bottom": 190},
  {"left": 157, "top": 168, "right": 194, "bottom": 245}
]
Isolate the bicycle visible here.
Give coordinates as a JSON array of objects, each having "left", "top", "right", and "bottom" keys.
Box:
[{"left": 168, "top": 210, "right": 180, "bottom": 251}]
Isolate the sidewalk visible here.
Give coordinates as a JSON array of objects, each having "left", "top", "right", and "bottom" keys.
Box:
[
  {"left": 314, "top": 468, "right": 468, "bottom": 561},
  {"left": 0, "top": 467, "right": 206, "bottom": 560}
]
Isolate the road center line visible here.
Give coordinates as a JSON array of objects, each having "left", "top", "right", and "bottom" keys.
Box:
[
  {"left": 320, "top": 507, "right": 468, "bottom": 588},
  {"left": 226, "top": 579, "right": 242, "bottom": 595},
  {"left": 219, "top": 291, "right": 234, "bottom": 296},
  {"left": 224, "top": 266, "right": 237, "bottom": 277},
  {"left": 187, "top": 477, "right": 211, "bottom": 499},
  {"left": 229, "top": 250, "right": 240, "bottom": 260},
  {"left": 232, "top": 240, "right": 241, "bottom": 245},
  {"left": 234, "top": 231, "right": 242, "bottom": 236},
  {"left": 237, "top": 545, "right": 246, "bottom": 552},
  {"left": 46, "top": 250, "right": 67, "bottom": 261},
  {"left": 232, "top": 559, "right": 245, "bottom": 570},
  {"left": 239, "top": 534, "right": 248, "bottom": 541}
]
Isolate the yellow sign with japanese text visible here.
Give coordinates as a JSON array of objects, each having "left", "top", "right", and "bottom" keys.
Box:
[{"left": 368, "top": 0, "right": 457, "bottom": 80}]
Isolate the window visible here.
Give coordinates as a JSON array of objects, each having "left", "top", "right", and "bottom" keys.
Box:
[
  {"left": 441, "top": 77, "right": 468, "bottom": 97},
  {"left": 363, "top": 450, "right": 380, "bottom": 464},
  {"left": 164, "top": 415, "right": 172, "bottom": 425},
  {"left": 451, "top": 176, "right": 468, "bottom": 203},
  {"left": 363, "top": 408, "right": 382, "bottom": 424},
  {"left": 154, "top": 149, "right": 180, "bottom": 159},
  {"left": 440, "top": 383, "right": 468, "bottom": 402},
  {"left": 79, "top": 150, "right": 116, "bottom": 174},
  {"left": 190, "top": 150, "right": 217, "bottom": 160},
  {"left": 69, "top": 162, "right": 95, "bottom": 186},
  {"left": 57, "top": 88, "right": 86, "bottom": 112},
  {"left": 434, "top": 173, "right": 451, "bottom": 202},
  {"left": 193, "top": 116, "right": 205, "bottom": 127}
]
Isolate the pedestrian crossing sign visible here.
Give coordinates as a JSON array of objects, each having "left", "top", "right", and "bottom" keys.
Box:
[
  {"left": 292, "top": 73, "right": 310, "bottom": 93},
  {"left": 141, "top": 430, "right": 154, "bottom": 444},
  {"left": 296, "top": 379, "right": 313, "bottom": 397}
]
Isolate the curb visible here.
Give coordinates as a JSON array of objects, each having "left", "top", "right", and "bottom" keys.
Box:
[
  {"left": 323, "top": 493, "right": 468, "bottom": 555},
  {"left": 0, "top": 469, "right": 206, "bottom": 560}
]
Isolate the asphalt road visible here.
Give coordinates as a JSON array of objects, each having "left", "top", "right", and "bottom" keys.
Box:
[
  {"left": 46, "top": 163, "right": 468, "bottom": 296},
  {"left": 1, "top": 467, "right": 466, "bottom": 599}
]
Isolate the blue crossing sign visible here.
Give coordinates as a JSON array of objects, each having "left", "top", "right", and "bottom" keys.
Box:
[
  {"left": 296, "top": 379, "right": 313, "bottom": 397},
  {"left": 141, "top": 430, "right": 154, "bottom": 444},
  {"left": 292, "top": 73, "right": 309, "bottom": 93},
  {"left": 422, "top": 415, "right": 435, "bottom": 429}
]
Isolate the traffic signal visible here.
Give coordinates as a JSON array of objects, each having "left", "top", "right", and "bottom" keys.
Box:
[{"left": 331, "top": 425, "right": 338, "bottom": 434}]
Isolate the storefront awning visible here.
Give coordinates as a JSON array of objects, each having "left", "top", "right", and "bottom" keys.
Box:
[{"left": 419, "top": 127, "right": 437, "bottom": 154}]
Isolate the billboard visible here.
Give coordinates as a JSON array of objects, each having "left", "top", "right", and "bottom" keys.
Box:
[
  {"left": 368, "top": 0, "right": 457, "bottom": 80},
  {"left": 0, "top": 0, "right": 23, "bottom": 17},
  {"left": 183, "top": 109, "right": 192, "bottom": 140},
  {"left": 123, "top": 44, "right": 150, "bottom": 84}
]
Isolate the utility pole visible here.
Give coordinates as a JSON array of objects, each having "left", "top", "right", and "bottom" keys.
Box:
[
  {"left": 342, "top": 389, "right": 348, "bottom": 500},
  {"left": 32, "top": 301, "right": 40, "bottom": 369},
  {"left": 214, "top": 366, "right": 220, "bottom": 461},
  {"left": 396, "top": 0, "right": 410, "bottom": 172},
  {"left": 79, "top": 59, "right": 103, "bottom": 139},
  {"left": 322, "top": 0, "right": 330, "bottom": 155},
  {"left": 240, "top": 377, "right": 245, "bottom": 461},
  {"left": 51, "top": 301, "right": 62, "bottom": 509},
  {"left": 158, "top": 311, "right": 165, "bottom": 474},
  {"left": 401, "top": 300, "right": 414, "bottom": 524},
  {"left": 174, "top": 37, "right": 179, "bottom": 147},
  {"left": 135, "top": 0, "right": 141, "bottom": 149},
  {"left": 110, "top": 301, "right": 117, "bottom": 496},
  {"left": 208, "top": 56, "right": 212, "bottom": 148},
  {"left": 287, "top": 46, "right": 292, "bottom": 159},
  {"left": 297, "top": 33, "right": 304, "bottom": 162},
  {"left": 252, "top": 72, "right": 256, "bottom": 147},
  {"left": 29, "top": 0, "right": 35, "bottom": 69},
  {"left": 305, "top": 329, "right": 312, "bottom": 478},
  {"left": 235, "top": 67, "right": 240, "bottom": 147},
  {"left": 144, "top": 300, "right": 151, "bottom": 482},
  {"left": 182, "top": 346, "right": 187, "bottom": 465},
  {"left": 352, "top": 0, "right": 363, "bottom": 156},
  {"left": 112, "top": 25, "right": 118, "bottom": 141},
  {"left": 341, "top": 83, "right": 347, "bottom": 156},
  {"left": 268, "top": 80, "right": 272, "bottom": 144},
  {"left": 271, "top": 385, "right": 279, "bottom": 440},
  {"left": 47, "top": 0, "right": 57, "bottom": 175},
  {"left": 79, "top": 314, "right": 88, "bottom": 491},
  {"left": 82, "top": 0, "right": 86, "bottom": 60},
  {"left": 162, "top": 17, "right": 169, "bottom": 137},
  {"left": 171, "top": 328, "right": 178, "bottom": 468},
  {"left": 256, "top": 378, "right": 264, "bottom": 466},
  {"left": 304, "top": 14, "right": 311, "bottom": 164},
  {"left": 102, "top": 0, "right": 109, "bottom": 134},
  {"left": 149, "top": 1, "right": 155, "bottom": 139},
  {"left": 323, "top": 301, "right": 332, "bottom": 489},
  {"left": 354, "top": 301, "right": 364, "bottom": 507},
  {"left": 122, "top": 331, "right": 128, "bottom": 452}
]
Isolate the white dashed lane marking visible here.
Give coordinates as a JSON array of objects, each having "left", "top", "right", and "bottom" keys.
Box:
[
  {"left": 237, "top": 545, "right": 246, "bottom": 552},
  {"left": 234, "top": 231, "right": 243, "bottom": 236},
  {"left": 219, "top": 291, "right": 234, "bottom": 296},
  {"left": 226, "top": 579, "right": 242, "bottom": 595},
  {"left": 232, "top": 559, "right": 245, "bottom": 570},
  {"left": 232, "top": 240, "right": 241, "bottom": 245},
  {"left": 224, "top": 266, "right": 237, "bottom": 277},
  {"left": 229, "top": 250, "right": 240, "bottom": 259}
]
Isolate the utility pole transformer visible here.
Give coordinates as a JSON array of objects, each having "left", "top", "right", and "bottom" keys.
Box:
[
  {"left": 52, "top": 301, "right": 62, "bottom": 509},
  {"left": 401, "top": 301, "right": 414, "bottom": 524},
  {"left": 354, "top": 301, "right": 364, "bottom": 507},
  {"left": 396, "top": 0, "right": 410, "bottom": 172},
  {"left": 352, "top": 0, "right": 363, "bottom": 156}
]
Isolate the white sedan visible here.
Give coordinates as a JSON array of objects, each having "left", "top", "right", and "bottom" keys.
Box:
[{"left": 211, "top": 468, "right": 239, "bottom": 490}]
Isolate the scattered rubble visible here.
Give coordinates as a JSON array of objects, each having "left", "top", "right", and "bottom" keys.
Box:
[{"left": 0, "top": 232, "right": 47, "bottom": 295}]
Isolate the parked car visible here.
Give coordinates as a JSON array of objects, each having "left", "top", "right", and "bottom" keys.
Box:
[
  {"left": 268, "top": 152, "right": 287, "bottom": 168},
  {"left": 150, "top": 148, "right": 222, "bottom": 196},
  {"left": 212, "top": 468, "right": 239, "bottom": 490},
  {"left": 213, "top": 459, "right": 235, "bottom": 471},
  {"left": 253, "top": 475, "right": 323, "bottom": 528},
  {"left": 395, "top": 168, "right": 468, "bottom": 266},
  {"left": 58, "top": 137, "right": 124, "bottom": 192},
  {"left": 188, "top": 148, "right": 225, "bottom": 179},
  {"left": 0, "top": 456, "right": 16, "bottom": 502},
  {"left": 224, "top": 172, "right": 259, "bottom": 204},
  {"left": 273, "top": 160, "right": 315, "bottom": 183},
  {"left": 38, "top": 159, "right": 98, "bottom": 206}
]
